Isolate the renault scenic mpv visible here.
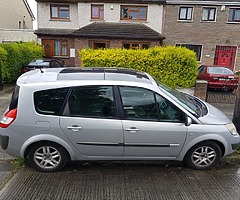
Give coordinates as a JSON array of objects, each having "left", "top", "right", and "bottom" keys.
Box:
[{"left": 0, "top": 68, "right": 239, "bottom": 172}]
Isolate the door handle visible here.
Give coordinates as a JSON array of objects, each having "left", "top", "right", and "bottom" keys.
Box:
[
  {"left": 67, "top": 125, "right": 82, "bottom": 132},
  {"left": 125, "top": 127, "right": 140, "bottom": 133}
]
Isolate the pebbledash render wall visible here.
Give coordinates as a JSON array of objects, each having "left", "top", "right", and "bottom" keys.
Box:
[
  {"left": 0, "top": 29, "right": 37, "bottom": 43},
  {"left": 163, "top": 3, "right": 240, "bottom": 71}
]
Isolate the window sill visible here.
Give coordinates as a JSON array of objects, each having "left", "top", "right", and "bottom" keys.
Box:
[
  {"left": 53, "top": 56, "right": 69, "bottom": 59},
  {"left": 90, "top": 19, "right": 105, "bottom": 22},
  {"left": 177, "top": 20, "right": 193, "bottom": 23},
  {"left": 49, "top": 19, "right": 71, "bottom": 22},
  {"left": 200, "top": 20, "right": 216, "bottom": 23},
  {"left": 226, "top": 21, "right": 240, "bottom": 24},
  {"left": 119, "top": 20, "right": 148, "bottom": 23}
]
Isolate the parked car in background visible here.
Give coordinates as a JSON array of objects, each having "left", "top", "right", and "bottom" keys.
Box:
[
  {"left": 197, "top": 65, "right": 239, "bottom": 92},
  {"left": 0, "top": 67, "right": 239, "bottom": 172},
  {"left": 21, "top": 58, "right": 65, "bottom": 73}
]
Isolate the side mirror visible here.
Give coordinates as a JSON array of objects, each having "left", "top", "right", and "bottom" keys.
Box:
[{"left": 185, "top": 116, "right": 192, "bottom": 126}]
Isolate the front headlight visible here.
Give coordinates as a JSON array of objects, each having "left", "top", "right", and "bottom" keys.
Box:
[{"left": 226, "top": 123, "right": 239, "bottom": 136}]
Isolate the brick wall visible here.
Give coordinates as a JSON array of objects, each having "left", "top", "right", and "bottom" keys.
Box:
[{"left": 163, "top": 4, "right": 240, "bottom": 71}]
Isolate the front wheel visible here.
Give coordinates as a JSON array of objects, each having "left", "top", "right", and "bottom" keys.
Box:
[
  {"left": 28, "top": 142, "right": 68, "bottom": 172},
  {"left": 184, "top": 142, "right": 222, "bottom": 170}
]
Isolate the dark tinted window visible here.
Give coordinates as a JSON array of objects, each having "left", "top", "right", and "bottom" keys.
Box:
[
  {"left": 9, "top": 86, "right": 20, "bottom": 110},
  {"left": 34, "top": 88, "right": 69, "bottom": 115},
  {"left": 68, "top": 86, "right": 115, "bottom": 118}
]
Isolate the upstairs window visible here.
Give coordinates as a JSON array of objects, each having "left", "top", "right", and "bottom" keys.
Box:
[
  {"left": 91, "top": 4, "right": 104, "bottom": 20},
  {"left": 202, "top": 7, "right": 216, "bottom": 21},
  {"left": 179, "top": 6, "right": 193, "bottom": 21},
  {"left": 228, "top": 8, "right": 240, "bottom": 22},
  {"left": 51, "top": 5, "right": 70, "bottom": 20},
  {"left": 121, "top": 6, "right": 147, "bottom": 20}
]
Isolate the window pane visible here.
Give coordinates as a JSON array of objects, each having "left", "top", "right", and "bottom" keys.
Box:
[
  {"left": 209, "top": 9, "right": 215, "bottom": 20},
  {"left": 234, "top": 9, "right": 240, "bottom": 20},
  {"left": 228, "top": 9, "right": 233, "bottom": 21},
  {"left": 123, "top": 44, "right": 130, "bottom": 49},
  {"left": 92, "top": 6, "right": 99, "bottom": 18},
  {"left": 120, "top": 87, "right": 158, "bottom": 121},
  {"left": 68, "top": 86, "right": 115, "bottom": 118},
  {"left": 142, "top": 44, "right": 149, "bottom": 49},
  {"left": 61, "top": 46, "right": 67, "bottom": 56},
  {"left": 130, "top": 11, "right": 138, "bottom": 19},
  {"left": 121, "top": 7, "right": 128, "bottom": 18},
  {"left": 180, "top": 8, "right": 187, "bottom": 19},
  {"left": 187, "top": 8, "right": 192, "bottom": 19},
  {"left": 202, "top": 9, "right": 208, "bottom": 20},
  {"left": 59, "top": 10, "right": 69, "bottom": 18},
  {"left": 51, "top": 7, "right": 58, "bottom": 18},
  {"left": 34, "top": 88, "right": 69, "bottom": 115},
  {"left": 54, "top": 41, "right": 60, "bottom": 56},
  {"left": 140, "top": 8, "right": 147, "bottom": 19}
]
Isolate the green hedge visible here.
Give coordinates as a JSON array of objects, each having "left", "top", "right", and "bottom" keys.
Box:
[
  {"left": 80, "top": 46, "right": 198, "bottom": 88},
  {"left": 0, "top": 42, "right": 44, "bottom": 84}
]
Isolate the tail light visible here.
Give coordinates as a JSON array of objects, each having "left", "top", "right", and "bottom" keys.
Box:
[
  {"left": 21, "top": 67, "right": 28, "bottom": 73},
  {"left": 0, "top": 109, "right": 17, "bottom": 128}
]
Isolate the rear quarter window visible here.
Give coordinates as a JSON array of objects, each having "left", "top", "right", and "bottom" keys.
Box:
[
  {"left": 9, "top": 86, "right": 20, "bottom": 110},
  {"left": 34, "top": 87, "right": 70, "bottom": 115}
]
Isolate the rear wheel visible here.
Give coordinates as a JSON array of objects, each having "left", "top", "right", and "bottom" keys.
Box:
[
  {"left": 184, "top": 142, "right": 221, "bottom": 170},
  {"left": 28, "top": 142, "right": 68, "bottom": 172}
]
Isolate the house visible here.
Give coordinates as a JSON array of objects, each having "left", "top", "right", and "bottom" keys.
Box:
[
  {"left": 0, "top": 0, "right": 36, "bottom": 43},
  {"left": 35, "top": 0, "right": 166, "bottom": 66},
  {"left": 163, "top": 0, "right": 240, "bottom": 71}
]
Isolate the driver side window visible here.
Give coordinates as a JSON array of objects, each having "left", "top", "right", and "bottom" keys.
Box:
[{"left": 156, "top": 94, "right": 185, "bottom": 122}]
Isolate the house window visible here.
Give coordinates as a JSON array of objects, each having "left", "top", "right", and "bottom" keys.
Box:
[
  {"left": 91, "top": 4, "right": 104, "bottom": 20},
  {"left": 121, "top": 6, "right": 147, "bottom": 20},
  {"left": 89, "top": 41, "right": 109, "bottom": 49},
  {"left": 202, "top": 7, "right": 216, "bottom": 21},
  {"left": 179, "top": 6, "right": 193, "bottom": 21},
  {"left": 176, "top": 44, "right": 202, "bottom": 61},
  {"left": 228, "top": 8, "right": 240, "bottom": 22},
  {"left": 123, "top": 43, "right": 149, "bottom": 49},
  {"left": 51, "top": 5, "right": 70, "bottom": 19},
  {"left": 54, "top": 40, "right": 68, "bottom": 56}
]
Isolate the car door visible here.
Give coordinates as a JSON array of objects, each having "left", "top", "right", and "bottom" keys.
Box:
[
  {"left": 119, "top": 86, "right": 188, "bottom": 158},
  {"left": 60, "top": 85, "right": 124, "bottom": 157}
]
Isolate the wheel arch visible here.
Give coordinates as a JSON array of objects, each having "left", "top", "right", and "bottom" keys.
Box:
[{"left": 20, "top": 135, "right": 76, "bottom": 161}]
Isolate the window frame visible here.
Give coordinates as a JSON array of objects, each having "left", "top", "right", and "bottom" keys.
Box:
[
  {"left": 228, "top": 7, "right": 240, "bottom": 22},
  {"left": 201, "top": 7, "right": 217, "bottom": 22},
  {"left": 178, "top": 6, "right": 193, "bottom": 21},
  {"left": 120, "top": 5, "right": 148, "bottom": 21},
  {"left": 54, "top": 40, "right": 68, "bottom": 57},
  {"left": 176, "top": 44, "right": 203, "bottom": 62},
  {"left": 50, "top": 4, "right": 70, "bottom": 20},
  {"left": 91, "top": 4, "right": 104, "bottom": 20},
  {"left": 122, "top": 42, "right": 150, "bottom": 49}
]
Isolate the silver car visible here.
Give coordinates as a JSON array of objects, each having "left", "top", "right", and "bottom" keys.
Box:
[{"left": 0, "top": 67, "right": 239, "bottom": 172}]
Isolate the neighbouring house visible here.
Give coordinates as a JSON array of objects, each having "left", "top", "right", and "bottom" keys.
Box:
[
  {"left": 35, "top": 0, "right": 166, "bottom": 66},
  {"left": 0, "top": 0, "right": 37, "bottom": 43},
  {"left": 164, "top": 0, "right": 240, "bottom": 71}
]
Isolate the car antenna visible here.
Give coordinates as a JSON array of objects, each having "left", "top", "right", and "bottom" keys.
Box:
[{"left": 40, "top": 68, "right": 44, "bottom": 73}]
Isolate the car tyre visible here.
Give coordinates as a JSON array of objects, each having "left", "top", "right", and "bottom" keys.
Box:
[
  {"left": 28, "top": 142, "right": 68, "bottom": 172},
  {"left": 184, "top": 142, "right": 221, "bottom": 170}
]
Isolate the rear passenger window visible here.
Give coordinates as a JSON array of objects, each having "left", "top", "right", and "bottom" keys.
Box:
[
  {"left": 34, "top": 88, "right": 69, "bottom": 115},
  {"left": 67, "top": 86, "right": 115, "bottom": 118}
]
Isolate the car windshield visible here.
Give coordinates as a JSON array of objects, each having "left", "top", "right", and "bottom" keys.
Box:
[
  {"left": 208, "top": 67, "right": 234, "bottom": 75},
  {"left": 157, "top": 83, "right": 200, "bottom": 117}
]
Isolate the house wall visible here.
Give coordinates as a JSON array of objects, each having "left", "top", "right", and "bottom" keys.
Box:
[
  {"left": 38, "top": 2, "right": 164, "bottom": 33},
  {"left": 0, "top": 0, "right": 33, "bottom": 29},
  {"left": 163, "top": 4, "right": 240, "bottom": 70},
  {"left": 37, "top": 3, "right": 79, "bottom": 29},
  {"left": 0, "top": 29, "right": 37, "bottom": 43}
]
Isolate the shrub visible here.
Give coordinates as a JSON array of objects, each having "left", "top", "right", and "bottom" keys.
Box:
[
  {"left": 0, "top": 42, "right": 44, "bottom": 84},
  {"left": 80, "top": 46, "right": 198, "bottom": 88}
]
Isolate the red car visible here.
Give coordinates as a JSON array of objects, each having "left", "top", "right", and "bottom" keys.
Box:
[{"left": 197, "top": 65, "right": 239, "bottom": 92}]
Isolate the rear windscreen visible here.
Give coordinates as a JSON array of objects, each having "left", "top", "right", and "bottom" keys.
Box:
[
  {"left": 34, "top": 87, "right": 70, "bottom": 115},
  {"left": 9, "top": 86, "right": 20, "bottom": 110}
]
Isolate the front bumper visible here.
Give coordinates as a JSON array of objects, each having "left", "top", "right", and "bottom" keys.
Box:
[{"left": 232, "top": 141, "right": 240, "bottom": 150}]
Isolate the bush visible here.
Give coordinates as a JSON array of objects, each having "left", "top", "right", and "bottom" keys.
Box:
[
  {"left": 80, "top": 46, "right": 198, "bottom": 88},
  {"left": 0, "top": 42, "right": 44, "bottom": 84}
]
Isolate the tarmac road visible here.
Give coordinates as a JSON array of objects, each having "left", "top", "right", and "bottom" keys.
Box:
[{"left": 1, "top": 87, "right": 240, "bottom": 200}]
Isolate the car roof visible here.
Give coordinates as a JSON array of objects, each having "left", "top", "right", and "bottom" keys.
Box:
[{"left": 17, "top": 67, "right": 155, "bottom": 85}]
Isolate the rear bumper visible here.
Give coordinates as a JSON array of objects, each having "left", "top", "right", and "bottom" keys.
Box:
[{"left": 208, "top": 82, "right": 238, "bottom": 89}]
